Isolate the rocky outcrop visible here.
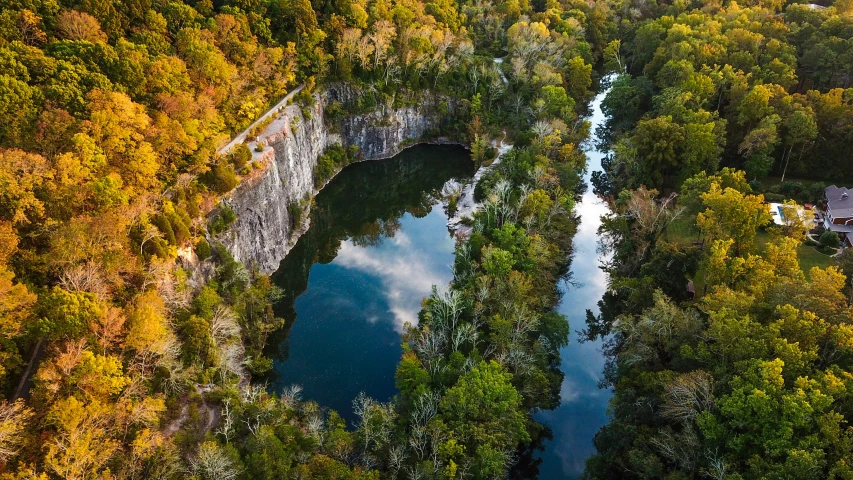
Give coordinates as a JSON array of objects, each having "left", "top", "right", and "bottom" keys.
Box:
[{"left": 214, "top": 86, "right": 457, "bottom": 274}]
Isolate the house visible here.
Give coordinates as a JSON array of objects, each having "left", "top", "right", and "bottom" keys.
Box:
[{"left": 824, "top": 185, "right": 853, "bottom": 247}]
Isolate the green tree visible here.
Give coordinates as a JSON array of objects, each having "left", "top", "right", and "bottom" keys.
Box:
[
  {"left": 780, "top": 109, "right": 818, "bottom": 182},
  {"left": 819, "top": 230, "right": 840, "bottom": 249},
  {"left": 37, "top": 287, "right": 103, "bottom": 339},
  {"left": 634, "top": 115, "right": 685, "bottom": 188},
  {"left": 175, "top": 27, "right": 236, "bottom": 92},
  {"left": 0, "top": 74, "right": 38, "bottom": 146},
  {"left": 440, "top": 361, "right": 529, "bottom": 452}
]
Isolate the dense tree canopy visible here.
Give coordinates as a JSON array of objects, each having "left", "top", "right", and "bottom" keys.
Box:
[
  {"left": 0, "top": 0, "right": 601, "bottom": 477},
  {"left": 5, "top": 0, "right": 853, "bottom": 476},
  {"left": 583, "top": 1, "right": 853, "bottom": 475}
]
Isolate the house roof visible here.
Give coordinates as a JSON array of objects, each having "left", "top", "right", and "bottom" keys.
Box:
[
  {"left": 826, "top": 185, "right": 853, "bottom": 218},
  {"left": 827, "top": 223, "right": 853, "bottom": 233}
]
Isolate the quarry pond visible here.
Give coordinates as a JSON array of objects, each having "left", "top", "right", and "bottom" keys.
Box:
[
  {"left": 265, "top": 145, "right": 474, "bottom": 422},
  {"left": 264, "top": 85, "right": 612, "bottom": 479}
]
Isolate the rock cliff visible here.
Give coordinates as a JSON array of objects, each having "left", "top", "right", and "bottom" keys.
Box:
[{"left": 214, "top": 85, "right": 456, "bottom": 274}]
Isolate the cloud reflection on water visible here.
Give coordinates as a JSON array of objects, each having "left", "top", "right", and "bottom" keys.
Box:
[
  {"left": 333, "top": 212, "right": 455, "bottom": 331},
  {"left": 535, "top": 86, "right": 614, "bottom": 479}
]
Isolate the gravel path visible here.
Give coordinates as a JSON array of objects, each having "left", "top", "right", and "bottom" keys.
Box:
[{"left": 217, "top": 85, "right": 305, "bottom": 156}]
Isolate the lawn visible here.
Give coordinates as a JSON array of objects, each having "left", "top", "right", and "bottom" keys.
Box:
[
  {"left": 663, "top": 214, "right": 701, "bottom": 246},
  {"left": 758, "top": 175, "right": 825, "bottom": 190},
  {"left": 663, "top": 215, "right": 837, "bottom": 287},
  {"left": 754, "top": 229, "right": 837, "bottom": 279},
  {"left": 797, "top": 243, "right": 839, "bottom": 276}
]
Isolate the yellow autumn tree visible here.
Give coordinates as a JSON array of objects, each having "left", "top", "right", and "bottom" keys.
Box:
[
  {"left": 697, "top": 182, "right": 772, "bottom": 256},
  {"left": 0, "top": 149, "right": 55, "bottom": 227},
  {"left": 45, "top": 396, "right": 119, "bottom": 480},
  {"left": 85, "top": 90, "right": 161, "bottom": 194}
]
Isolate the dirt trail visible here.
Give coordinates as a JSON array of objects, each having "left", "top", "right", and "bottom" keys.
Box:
[
  {"left": 12, "top": 337, "right": 45, "bottom": 400},
  {"left": 162, "top": 384, "right": 221, "bottom": 438}
]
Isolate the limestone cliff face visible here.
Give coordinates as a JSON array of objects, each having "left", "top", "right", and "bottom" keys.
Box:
[{"left": 214, "top": 86, "right": 453, "bottom": 274}]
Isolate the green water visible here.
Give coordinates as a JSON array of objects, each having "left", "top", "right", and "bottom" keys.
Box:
[{"left": 266, "top": 145, "right": 474, "bottom": 422}]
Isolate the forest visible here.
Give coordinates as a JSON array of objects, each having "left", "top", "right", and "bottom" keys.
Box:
[
  {"left": 2, "top": 0, "right": 853, "bottom": 477},
  {"left": 0, "top": 0, "right": 600, "bottom": 477},
  {"left": 583, "top": 0, "right": 853, "bottom": 478}
]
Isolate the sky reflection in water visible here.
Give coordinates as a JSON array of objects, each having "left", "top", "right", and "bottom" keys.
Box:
[
  {"left": 264, "top": 116, "right": 614, "bottom": 475},
  {"left": 276, "top": 210, "right": 454, "bottom": 422},
  {"left": 267, "top": 146, "right": 471, "bottom": 423},
  {"left": 535, "top": 87, "right": 613, "bottom": 479},
  {"left": 334, "top": 221, "right": 455, "bottom": 331}
]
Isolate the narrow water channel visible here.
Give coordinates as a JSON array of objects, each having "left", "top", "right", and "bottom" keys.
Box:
[
  {"left": 266, "top": 145, "right": 474, "bottom": 422},
  {"left": 535, "top": 86, "right": 613, "bottom": 478}
]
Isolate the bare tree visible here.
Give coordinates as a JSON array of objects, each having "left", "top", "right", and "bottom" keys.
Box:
[
  {"left": 410, "top": 390, "right": 439, "bottom": 429},
  {"left": 190, "top": 442, "right": 239, "bottom": 480},
  {"left": 0, "top": 400, "right": 32, "bottom": 462},
  {"left": 704, "top": 449, "right": 729, "bottom": 480},
  {"left": 216, "top": 398, "right": 236, "bottom": 444},
  {"left": 452, "top": 323, "right": 478, "bottom": 351},
  {"left": 388, "top": 444, "right": 407, "bottom": 479},
  {"left": 409, "top": 425, "right": 428, "bottom": 461},
  {"left": 413, "top": 327, "right": 447, "bottom": 376},
  {"left": 210, "top": 306, "right": 241, "bottom": 345},
  {"left": 650, "top": 425, "right": 701, "bottom": 472},
  {"left": 280, "top": 384, "right": 303, "bottom": 408},
  {"left": 59, "top": 261, "right": 108, "bottom": 298},
  {"left": 468, "top": 65, "right": 482, "bottom": 93},
  {"left": 659, "top": 370, "right": 715, "bottom": 423},
  {"left": 339, "top": 28, "right": 362, "bottom": 64}
]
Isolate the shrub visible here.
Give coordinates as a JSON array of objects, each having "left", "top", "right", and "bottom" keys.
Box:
[
  {"left": 176, "top": 207, "right": 193, "bottom": 229},
  {"left": 220, "top": 205, "right": 237, "bottom": 224},
  {"left": 201, "top": 160, "right": 238, "bottom": 194},
  {"left": 208, "top": 204, "right": 237, "bottom": 236},
  {"left": 313, "top": 143, "right": 355, "bottom": 188},
  {"left": 779, "top": 181, "right": 805, "bottom": 200},
  {"left": 178, "top": 314, "right": 216, "bottom": 365},
  {"left": 176, "top": 184, "right": 202, "bottom": 218},
  {"left": 484, "top": 145, "right": 498, "bottom": 161},
  {"left": 168, "top": 211, "right": 191, "bottom": 245},
  {"left": 255, "top": 142, "right": 265, "bottom": 152},
  {"left": 749, "top": 179, "right": 762, "bottom": 192},
  {"left": 248, "top": 114, "right": 275, "bottom": 139},
  {"left": 153, "top": 214, "right": 176, "bottom": 245},
  {"left": 211, "top": 242, "right": 248, "bottom": 297},
  {"left": 230, "top": 144, "right": 252, "bottom": 170},
  {"left": 325, "top": 100, "right": 344, "bottom": 123},
  {"left": 246, "top": 355, "right": 274, "bottom": 375},
  {"left": 820, "top": 230, "right": 841, "bottom": 249},
  {"left": 294, "top": 89, "right": 315, "bottom": 108},
  {"left": 806, "top": 182, "right": 827, "bottom": 203},
  {"left": 196, "top": 238, "right": 211, "bottom": 261},
  {"left": 288, "top": 200, "right": 303, "bottom": 230}
]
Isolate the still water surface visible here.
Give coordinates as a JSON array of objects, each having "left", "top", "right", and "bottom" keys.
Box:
[
  {"left": 535, "top": 86, "right": 613, "bottom": 478},
  {"left": 266, "top": 88, "right": 613, "bottom": 477},
  {"left": 266, "top": 145, "right": 474, "bottom": 422}
]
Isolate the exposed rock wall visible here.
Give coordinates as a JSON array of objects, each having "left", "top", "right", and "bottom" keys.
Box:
[{"left": 214, "top": 86, "right": 455, "bottom": 274}]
